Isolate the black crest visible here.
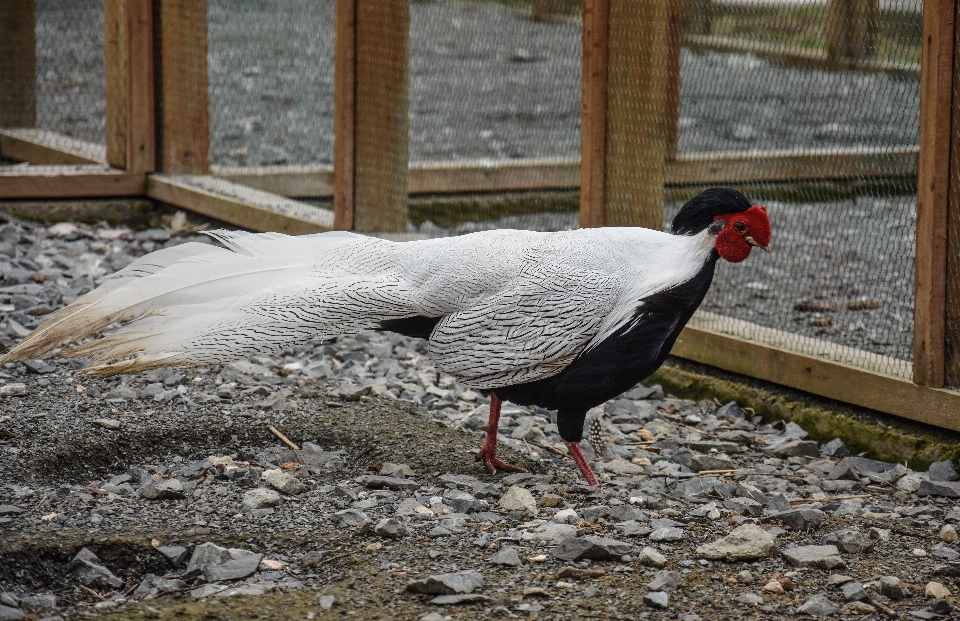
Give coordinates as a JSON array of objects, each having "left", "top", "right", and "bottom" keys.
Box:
[{"left": 670, "top": 188, "right": 752, "bottom": 236}]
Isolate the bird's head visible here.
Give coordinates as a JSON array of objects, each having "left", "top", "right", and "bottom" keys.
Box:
[{"left": 670, "top": 187, "right": 771, "bottom": 263}]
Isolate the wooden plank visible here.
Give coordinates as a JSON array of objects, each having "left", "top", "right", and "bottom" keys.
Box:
[
  {"left": 604, "top": 0, "right": 667, "bottom": 229},
  {"left": 333, "top": 0, "right": 356, "bottom": 230},
  {"left": 682, "top": 0, "right": 710, "bottom": 35},
  {"left": 351, "top": 0, "right": 409, "bottom": 232},
  {"left": 213, "top": 147, "right": 917, "bottom": 198},
  {"left": 665, "top": 0, "right": 683, "bottom": 161},
  {"left": 0, "top": 165, "right": 145, "bottom": 198},
  {"left": 0, "top": 0, "right": 35, "bottom": 128},
  {"left": 155, "top": 0, "right": 209, "bottom": 174},
  {"left": 914, "top": 0, "right": 955, "bottom": 387},
  {"left": 146, "top": 174, "right": 333, "bottom": 235},
  {"left": 684, "top": 34, "right": 921, "bottom": 78},
  {"left": 104, "top": 0, "right": 155, "bottom": 172},
  {"left": 947, "top": 0, "right": 960, "bottom": 387},
  {"left": 671, "top": 317, "right": 960, "bottom": 433},
  {"left": 828, "top": 0, "right": 878, "bottom": 63},
  {"left": 0, "top": 128, "right": 106, "bottom": 165},
  {"left": 579, "top": 0, "right": 609, "bottom": 228}
]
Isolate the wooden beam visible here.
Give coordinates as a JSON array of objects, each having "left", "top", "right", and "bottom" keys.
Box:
[
  {"left": 947, "top": 0, "right": 960, "bottom": 387},
  {"left": 827, "top": 0, "right": 878, "bottom": 63},
  {"left": 155, "top": 0, "right": 209, "bottom": 174},
  {"left": 579, "top": 0, "right": 609, "bottom": 228},
  {"left": 0, "top": 0, "right": 35, "bottom": 128},
  {"left": 146, "top": 174, "right": 333, "bottom": 235},
  {"left": 0, "top": 165, "right": 145, "bottom": 198},
  {"left": 104, "top": 0, "right": 155, "bottom": 172},
  {"left": 672, "top": 312, "right": 960, "bottom": 433},
  {"left": 914, "top": 0, "right": 955, "bottom": 388},
  {"left": 0, "top": 128, "right": 106, "bottom": 165},
  {"left": 665, "top": 0, "right": 683, "bottom": 161},
  {"left": 684, "top": 35, "right": 921, "bottom": 78},
  {"left": 334, "top": 0, "right": 356, "bottom": 230},
  {"left": 214, "top": 147, "right": 916, "bottom": 199}
]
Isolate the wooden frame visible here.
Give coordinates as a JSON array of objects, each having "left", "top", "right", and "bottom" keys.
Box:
[
  {"left": 0, "top": 0, "right": 36, "bottom": 128},
  {"left": 0, "top": 166, "right": 145, "bottom": 199},
  {"left": 0, "top": 128, "right": 105, "bottom": 165}
]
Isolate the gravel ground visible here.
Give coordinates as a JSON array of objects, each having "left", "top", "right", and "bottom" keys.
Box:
[{"left": 1, "top": 214, "right": 958, "bottom": 621}]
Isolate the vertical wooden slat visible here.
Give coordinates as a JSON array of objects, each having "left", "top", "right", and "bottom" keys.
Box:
[
  {"left": 0, "top": 0, "right": 36, "bottom": 128},
  {"left": 604, "top": 0, "right": 667, "bottom": 229},
  {"left": 105, "top": 0, "right": 155, "bottom": 172},
  {"left": 155, "top": 0, "right": 209, "bottom": 174},
  {"left": 946, "top": 1, "right": 960, "bottom": 387},
  {"left": 579, "top": 0, "right": 609, "bottom": 228},
  {"left": 665, "top": 0, "right": 683, "bottom": 162},
  {"left": 333, "top": 0, "right": 356, "bottom": 230},
  {"left": 682, "top": 0, "right": 710, "bottom": 35},
  {"left": 351, "top": 0, "right": 409, "bottom": 233},
  {"left": 914, "top": 0, "right": 956, "bottom": 387},
  {"left": 828, "top": 0, "right": 879, "bottom": 63}
]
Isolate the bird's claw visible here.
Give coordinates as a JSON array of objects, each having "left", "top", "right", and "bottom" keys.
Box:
[{"left": 476, "top": 446, "right": 527, "bottom": 475}]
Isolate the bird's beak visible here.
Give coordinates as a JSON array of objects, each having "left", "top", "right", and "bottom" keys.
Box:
[{"left": 745, "top": 236, "right": 771, "bottom": 253}]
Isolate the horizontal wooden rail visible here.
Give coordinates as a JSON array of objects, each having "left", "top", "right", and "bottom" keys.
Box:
[
  {"left": 146, "top": 174, "right": 333, "bottom": 235},
  {"left": 684, "top": 34, "right": 921, "bottom": 78},
  {"left": 0, "top": 128, "right": 107, "bottom": 166},
  {"left": 0, "top": 165, "right": 144, "bottom": 198},
  {"left": 673, "top": 311, "right": 960, "bottom": 432}
]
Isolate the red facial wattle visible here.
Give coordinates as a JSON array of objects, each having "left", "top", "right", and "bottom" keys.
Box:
[{"left": 714, "top": 205, "right": 771, "bottom": 263}]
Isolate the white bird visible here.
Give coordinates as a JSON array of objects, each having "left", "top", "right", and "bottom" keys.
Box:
[{"left": 1, "top": 188, "right": 771, "bottom": 485}]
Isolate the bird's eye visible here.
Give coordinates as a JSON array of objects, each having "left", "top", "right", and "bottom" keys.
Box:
[{"left": 734, "top": 221, "right": 746, "bottom": 232}]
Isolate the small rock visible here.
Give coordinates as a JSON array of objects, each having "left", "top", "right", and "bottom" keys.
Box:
[
  {"left": 822, "top": 528, "right": 874, "bottom": 554},
  {"left": 820, "top": 438, "right": 850, "bottom": 458},
  {"left": 918, "top": 479, "right": 960, "bottom": 498},
  {"left": 690, "top": 454, "right": 736, "bottom": 472},
  {"left": 735, "top": 594, "right": 764, "bottom": 605},
  {"left": 840, "top": 581, "right": 868, "bottom": 602},
  {"left": 335, "top": 509, "right": 372, "bottom": 533},
  {"left": 696, "top": 524, "right": 777, "bottom": 561},
  {"left": 139, "top": 478, "right": 185, "bottom": 500},
  {"left": 156, "top": 545, "right": 189, "bottom": 566},
  {"left": 782, "top": 545, "right": 845, "bottom": 569},
  {"left": 552, "top": 536, "right": 634, "bottom": 561},
  {"left": 499, "top": 485, "right": 537, "bottom": 517},
  {"left": 70, "top": 548, "right": 125, "bottom": 589},
  {"left": 797, "top": 594, "right": 839, "bottom": 617},
  {"left": 879, "top": 576, "right": 911, "bottom": 599},
  {"left": 928, "top": 460, "right": 959, "bottom": 482},
  {"left": 184, "top": 542, "right": 262, "bottom": 582},
  {"left": 380, "top": 463, "right": 415, "bottom": 478},
  {"left": 428, "top": 594, "right": 489, "bottom": 605},
  {"left": 539, "top": 494, "right": 564, "bottom": 507},
  {"left": 491, "top": 546, "right": 521, "bottom": 567},
  {"left": 357, "top": 475, "right": 420, "bottom": 491},
  {"left": 637, "top": 546, "right": 667, "bottom": 568},
  {"left": 772, "top": 440, "right": 820, "bottom": 458},
  {"left": 318, "top": 596, "right": 335, "bottom": 609},
  {"left": 242, "top": 488, "right": 281, "bottom": 509},
  {"left": 374, "top": 518, "right": 407, "bottom": 539},
  {"left": 925, "top": 581, "right": 951, "bottom": 599},
  {"left": 941, "top": 524, "right": 958, "bottom": 544},
  {"left": 764, "top": 507, "right": 824, "bottom": 531},
  {"left": 642, "top": 591, "right": 669, "bottom": 609},
  {"left": 737, "top": 570, "right": 754, "bottom": 584},
  {"left": 406, "top": 571, "right": 484, "bottom": 595},
  {"left": 0, "top": 383, "right": 27, "bottom": 397},
  {"left": 763, "top": 580, "right": 785, "bottom": 594},
  {"left": 826, "top": 574, "right": 854, "bottom": 586},
  {"left": 0, "top": 605, "right": 25, "bottom": 620},
  {"left": 262, "top": 469, "right": 305, "bottom": 495},
  {"left": 646, "top": 570, "right": 684, "bottom": 591},
  {"left": 649, "top": 527, "right": 685, "bottom": 542},
  {"left": 92, "top": 418, "right": 122, "bottom": 430},
  {"left": 603, "top": 458, "right": 646, "bottom": 475}
]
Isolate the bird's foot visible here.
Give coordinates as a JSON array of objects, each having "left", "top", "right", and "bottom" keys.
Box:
[{"left": 476, "top": 444, "right": 527, "bottom": 475}]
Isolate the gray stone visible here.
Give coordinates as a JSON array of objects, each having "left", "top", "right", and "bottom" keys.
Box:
[
  {"left": 797, "top": 594, "right": 839, "bottom": 617},
  {"left": 624, "top": 384, "right": 664, "bottom": 400},
  {"left": 649, "top": 527, "right": 685, "bottom": 542},
  {"left": 715, "top": 401, "right": 747, "bottom": 419},
  {"left": 132, "top": 574, "right": 187, "bottom": 600},
  {"left": 0, "top": 383, "right": 27, "bottom": 397},
  {"left": 491, "top": 546, "right": 521, "bottom": 567},
  {"left": 826, "top": 461, "right": 860, "bottom": 481},
  {"left": 443, "top": 489, "right": 477, "bottom": 513},
  {"left": 69, "top": 548, "right": 125, "bottom": 589},
  {"left": 722, "top": 497, "right": 763, "bottom": 517},
  {"left": 139, "top": 478, "right": 185, "bottom": 500},
  {"left": 0, "top": 605, "right": 24, "bottom": 621},
  {"left": 822, "top": 528, "right": 874, "bottom": 554},
  {"left": 552, "top": 536, "right": 634, "bottom": 561},
  {"left": 357, "top": 475, "right": 420, "bottom": 491},
  {"left": 380, "top": 463, "right": 415, "bottom": 478},
  {"left": 603, "top": 458, "right": 646, "bottom": 475},
  {"left": 580, "top": 505, "right": 611, "bottom": 522},
  {"left": 242, "top": 488, "right": 282, "bottom": 509},
  {"left": 643, "top": 591, "right": 669, "bottom": 609},
  {"left": 184, "top": 542, "right": 263, "bottom": 582},
  {"left": 820, "top": 438, "right": 850, "bottom": 459},
  {"left": 318, "top": 596, "right": 335, "bottom": 609},
  {"left": 262, "top": 469, "right": 305, "bottom": 495},
  {"left": 156, "top": 545, "right": 189, "bottom": 566},
  {"left": 374, "top": 518, "right": 407, "bottom": 539},
  {"left": 499, "top": 485, "right": 537, "bottom": 517},
  {"left": 92, "top": 418, "right": 122, "bottom": 430},
  {"left": 608, "top": 505, "right": 646, "bottom": 522},
  {"left": 764, "top": 507, "right": 825, "bottom": 531},
  {"left": 783, "top": 545, "right": 845, "bottom": 569},
  {"left": 928, "top": 461, "right": 959, "bottom": 482},
  {"left": 335, "top": 509, "right": 372, "bottom": 533},
  {"left": 879, "top": 576, "right": 911, "bottom": 599},
  {"left": 690, "top": 454, "right": 736, "bottom": 472},
  {"left": 918, "top": 479, "right": 960, "bottom": 498},
  {"left": 840, "top": 581, "right": 868, "bottom": 602},
  {"left": 735, "top": 594, "right": 764, "bottom": 605},
  {"left": 428, "top": 594, "right": 490, "bottom": 605},
  {"left": 646, "top": 570, "right": 684, "bottom": 591},
  {"left": 637, "top": 546, "right": 668, "bottom": 568},
  {"left": 772, "top": 440, "right": 820, "bottom": 458},
  {"left": 406, "top": 571, "right": 485, "bottom": 595},
  {"left": 0, "top": 505, "right": 25, "bottom": 515},
  {"left": 696, "top": 524, "right": 778, "bottom": 561}
]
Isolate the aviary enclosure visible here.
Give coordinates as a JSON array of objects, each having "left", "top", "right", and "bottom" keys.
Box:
[{"left": 0, "top": 0, "right": 958, "bottom": 432}]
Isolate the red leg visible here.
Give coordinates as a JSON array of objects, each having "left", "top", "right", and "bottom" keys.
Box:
[
  {"left": 475, "top": 393, "right": 527, "bottom": 474},
  {"left": 566, "top": 441, "right": 600, "bottom": 487}
]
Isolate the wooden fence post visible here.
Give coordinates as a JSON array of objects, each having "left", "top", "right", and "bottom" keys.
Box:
[
  {"left": 914, "top": 0, "right": 956, "bottom": 387},
  {"left": 666, "top": 0, "right": 683, "bottom": 162},
  {"left": 580, "top": 0, "right": 667, "bottom": 229},
  {"left": 154, "top": 0, "right": 209, "bottom": 174},
  {"left": 682, "top": 0, "right": 710, "bottom": 35},
  {"left": 0, "top": 0, "right": 36, "bottom": 128},
  {"left": 105, "top": 0, "right": 155, "bottom": 172},
  {"left": 827, "top": 0, "right": 878, "bottom": 63},
  {"left": 334, "top": 0, "right": 409, "bottom": 233}
]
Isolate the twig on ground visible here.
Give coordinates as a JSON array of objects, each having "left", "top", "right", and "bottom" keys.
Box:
[
  {"left": 697, "top": 468, "right": 754, "bottom": 476},
  {"left": 77, "top": 585, "right": 104, "bottom": 600},
  {"left": 268, "top": 425, "right": 302, "bottom": 463}
]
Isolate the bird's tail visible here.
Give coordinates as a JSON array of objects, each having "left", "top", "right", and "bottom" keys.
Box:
[{"left": 0, "top": 230, "right": 415, "bottom": 377}]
